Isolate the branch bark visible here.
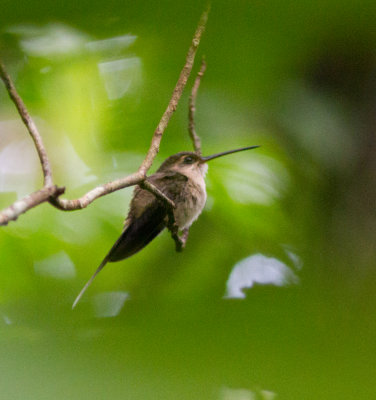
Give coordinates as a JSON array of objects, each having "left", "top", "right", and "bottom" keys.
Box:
[
  {"left": 0, "top": 186, "right": 64, "bottom": 225},
  {"left": 140, "top": 180, "right": 186, "bottom": 251},
  {"left": 188, "top": 58, "right": 207, "bottom": 155},
  {"left": 0, "top": 62, "right": 53, "bottom": 187},
  {"left": 164, "top": 56, "right": 208, "bottom": 250},
  {"left": 138, "top": 7, "right": 209, "bottom": 176},
  {"left": 0, "top": 6, "right": 209, "bottom": 226}
]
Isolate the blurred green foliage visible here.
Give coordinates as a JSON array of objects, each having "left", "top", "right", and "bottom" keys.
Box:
[{"left": 1, "top": 0, "right": 376, "bottom": 399}]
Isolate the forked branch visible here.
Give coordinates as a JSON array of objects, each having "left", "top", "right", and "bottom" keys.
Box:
[{"left": 0, "top": 6, "right": 210, "bottom": 227}]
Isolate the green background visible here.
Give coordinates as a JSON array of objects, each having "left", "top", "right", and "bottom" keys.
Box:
[{"left": 1, "top": 1, "right": 376, "bottom": 398}]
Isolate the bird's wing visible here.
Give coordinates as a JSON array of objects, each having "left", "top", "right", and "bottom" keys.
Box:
[
  {"left": 108, "top": 198, "right": 167, "bottom": 262},
  {"left": 72, "top": 172, "right": 187, "bottom": 308},
  {"left": 109, "top": 171, "right": 188, "bottom": 261},
  {"left": 72, "top": 194, "right": 166, "bottom": 308}
]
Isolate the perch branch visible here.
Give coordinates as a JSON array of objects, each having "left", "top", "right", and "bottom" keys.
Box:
[
  {"left": 49, "top": 172, "right": 144, "bottom": 210},
  {"left": 188, "top": 58, "right": 206, "bottom": 155},
  {"left": 139, "top": 180, "right": 176, "bottom": 209},
  {"left": 140, "top": 180, "right": 186, "bottom": 251},
  {"left": 0, "top": 5, "right": 210, "bottom": 226},
  {"left": 0, "top": 186, "right": 64, "bottom": 225},
  {"left": 47, "top": 4, "right": 209, "bottom": 211}
]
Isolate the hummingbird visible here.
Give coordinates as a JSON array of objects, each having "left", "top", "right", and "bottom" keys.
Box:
[{"left": 72, "top": 145, "right": 259, "bottom": 308}]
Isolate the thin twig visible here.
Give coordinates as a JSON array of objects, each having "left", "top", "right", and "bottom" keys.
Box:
[
  {"left": 0, "top": 5, "right": 210, "bottom": 226},
  {"left": 0, "top": 62, "right": 53, "bottom": 187},
  {"left": 0, "top": 62, "right": 64, "bottom": 225},
  {"left": 173, "top": 57, "right": 207, "bottom": 248},
  {"left": 139, "top": 50, "right": 209, "bottom": 252},
  {"left": 140, "top": 180, "right": 176, "bottom": 209},
  {"left": 49, "top": 172, "right": 144, "bottom": 210},
  {"left": 140, "top": 180, "right": 186, "bottom": 251},
  {"left": 188, "top": 58, "right": 206, "bottom": 155},
  {"left": 49, "top": 4, "right": 209, "bottom": 211},
  {"left": 137, "top": 6, "right": 209, "bottom": 176}
]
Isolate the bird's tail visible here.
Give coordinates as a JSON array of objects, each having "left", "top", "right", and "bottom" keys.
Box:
[{"left": 72, "top": 256, "right": 109, "bottom": 309}]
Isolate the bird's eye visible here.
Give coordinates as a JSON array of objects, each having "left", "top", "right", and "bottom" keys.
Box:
[{"left": 183, "top": 156, "right": 195, "bottom": 164}]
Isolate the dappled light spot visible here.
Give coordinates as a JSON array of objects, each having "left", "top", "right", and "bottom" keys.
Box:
[
  {"left": 219, "top": 155, "right": 288, "bottom": 205},
  {"left": 86, "top": 34, "right": 137, "bottom": 53},
  {"left": 225, "top": 253, "right": 299, "bottom": 299},
  {"left": 87, "top": 34, "right": 142, "bottom": 100},
  {"left": 0, "top": 120, "right": 40, "bottom": 196},
  {"left": 52, "top": 210, "right": 104, "bottom": 244},
  {"left": 92, "top": 291, "right": 129, "bottom": 318},
  {"left": 284, "top": 246, "right": 303, "bottom": 270},
  {"left": 34, "top": 251, "right": 76, "bottom": 279},
  {"left": 2, "top": 315, "right": 12, "bottom": 325},
  {"left": 98, "top": 57, "right": 142, "bottom": 100},
  {"left": 40, "top": 66, "right": 52, "bottom": 74},
  {"left": 219, "top": 386, "right": 277, "bottom": 400},
  {"left": 276, "top": 81, "right": 357, "bottom": 170},
  {"left": 55, "top": 135, "right": 97, "bottom": 188},
  {"left": 0, "top": 121, "right": 97, "bottom": 197},
  {"left": 7, "top": 23, "right": 90, "bottom": 57},
  {"left": 0, "top": 139, "right": 35, "bottom": 175}
]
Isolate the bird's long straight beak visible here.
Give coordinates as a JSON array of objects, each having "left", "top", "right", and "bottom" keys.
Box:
[{"left": 201, "top": 145, "right": 260, "bottom": 162}]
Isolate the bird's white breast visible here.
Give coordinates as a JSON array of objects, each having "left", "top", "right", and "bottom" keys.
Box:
[{"left": 175, "top": 172, "right": 207, "bottom": 230}]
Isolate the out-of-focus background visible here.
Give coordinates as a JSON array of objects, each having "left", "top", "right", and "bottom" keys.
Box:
[{"left": 1, "top": 1, "right": 376, "bottom": 399}]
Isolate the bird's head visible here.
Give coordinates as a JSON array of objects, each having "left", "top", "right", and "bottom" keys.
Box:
[{"left": 157, "top": 146, "right": 260, "bottom": 177}]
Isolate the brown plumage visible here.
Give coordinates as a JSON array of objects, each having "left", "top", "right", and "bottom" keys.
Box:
[{"left": 72, "top": 147, "right": 259, "bottom": 308}]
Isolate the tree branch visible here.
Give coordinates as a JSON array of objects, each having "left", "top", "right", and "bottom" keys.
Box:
[
  {"left": 139, "top": 180, "right": 176, "bottom": 210},
  {"left": 137, "top": 6, "right": 209, "bottom": 176},
  {"left": 0, "top": 5, "right": 210, "bottom": 226},
  {"left": 188, "top": 58, "right": 206, "bottom": 155},
  {"left": 0, "top": 62, "right": 53, "bottom": 187},
  {"left": 140, "top": 180, "right": 187, "bottom": 251},
  {"left": 49, "top": 172, "right": 144, "bottom": 211},
  {"left": 0, "top": 186, "right": 65, "bottom": 225},
  {"left": 167, "top": 57, "right": 207, "bottom": 250}
]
